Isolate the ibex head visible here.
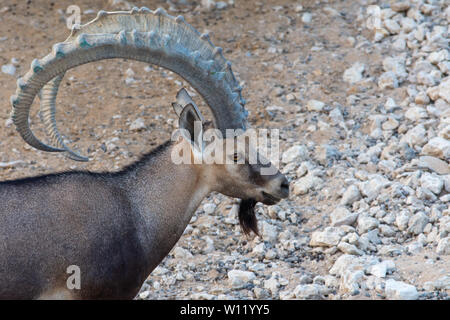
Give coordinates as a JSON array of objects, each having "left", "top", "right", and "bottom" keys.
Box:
[
  {"left": 173, "top": 88, "right": 289, "bottom": 235},
  {"left": 11, "top": 7, "right": 289, "bottom": 235}
]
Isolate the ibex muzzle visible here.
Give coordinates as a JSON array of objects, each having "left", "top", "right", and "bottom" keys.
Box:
[{"left": 2, "top": 7, "right": 289, "bottom": 299}]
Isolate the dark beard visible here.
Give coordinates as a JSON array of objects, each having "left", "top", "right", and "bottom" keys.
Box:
[{"left": 238, "top": 198, "right": 259, "bottom": 236}]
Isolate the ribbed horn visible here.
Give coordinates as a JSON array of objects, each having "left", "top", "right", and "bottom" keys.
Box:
[
  {"left": 39, "top": 74, "right": 88, "bottom": 161},
  {"left": 12, "top": 7, "right": 247, "bottom": 161}
]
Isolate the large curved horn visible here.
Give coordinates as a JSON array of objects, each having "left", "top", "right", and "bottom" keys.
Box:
[
  {"left": 12, "top": 7, "right": 247, "bottom": 161},
  {"left": 39, "top": 73, "right": 88, "bottom": 161}
]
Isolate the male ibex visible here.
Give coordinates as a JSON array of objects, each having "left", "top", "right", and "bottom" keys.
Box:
[{"left": 2, "top": 7, "right": 289, "bottom": 299}]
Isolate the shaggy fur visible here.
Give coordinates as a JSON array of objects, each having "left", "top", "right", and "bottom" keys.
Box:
[{"left": 238, "top": 198, "right": 258, "bottom": 236}]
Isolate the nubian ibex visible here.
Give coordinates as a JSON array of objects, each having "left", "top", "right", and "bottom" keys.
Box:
[{"left": 2, "top": 7, "right": 289, "bottom": 299}]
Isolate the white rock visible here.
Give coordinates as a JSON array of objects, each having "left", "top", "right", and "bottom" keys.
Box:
[
  {"left": 129, "top": 118, "right": 146, "bottom": 131},
  {"left": 414, "top": 92, "right": 429, "bottom": 105},
  {"left": 261, "top": 221, "right": 278, "bottom": 243},
  {"left": 422, "top": 137, "right": 450, "bottom": 159},
  {"left": 191, "top": 292, "right": 216, "bottom": 300},
  {"left": 438, "top": 77, "right": 450, "bottom": 103},
  {"left": 340, "top": 185, "right": 361, "bottom": 206},
  {"left": 380, "top": 8, "right": 395, "bottom": 20},
  {"left": 173, "top": 247, "right": 193, "bottom": 260},
  {"left": 306, "top": 99, "right": 325, "bottom": 112},
  {"left": 444, "top": 175, "right": 450, "bottom": 193},
  {"left": 215, "top": 1, "right": 227, "bottom": 9},
  {"left": 359, "top": 175, "right": 391, "bottom": 200},
  {"left": 342, "top": 232, "right": 359, "bottom": 245},
  {"left": 382, "top": 117, "right": 399, "bottom": 131},
  {"left": 331, "top": 206, "right": 358, "bottom": 226},
  {"left": 366, "top": 5, "right": 381, "bottom": 31},
  {"left": 378, "top": 244, "right": 403, "bottom": 256},
  {"left": 378, "top": 71, "right": 398, "bottom": 90},
  {"left": 252, "top": 243, "right": 266, "bottom": 255},
  {"left": 401, "top": 17, "right": 416, "bottom": 32},
  {"left": 384, "top": 19, "right": 401, "bottom": 34},
  {"left": 396, "top": 210, "right": 411, "bottom": 231},
  {"left": 405, "top": 106, "right": 427, "bottom": 122},
  {"left": 337, "top": 242, "right": 364, "bottom": 255},
  {"left": 0, "top": 160, "right": 25, "bottom": 169},
  {"left": 343, "top": 62, "right": 365, "bottom": 84},
  {"left": 424, "top": 276, "right": 450, "bottom": 291},
  {"left": 329, "top": 107, "right": 345, "bottom": 125},
  {"left": 385, "top": 97, "right": 397, "bottom": 111},
  {"left": 368, "top": 260, "right": 395, "bottom": 278},
  {"left": 406, "top": 241, "right": 423, "bottom": 254},
  {"left": 323, "top": 6, "right": 340, "bottom": 17},
  {"left": 417, "top": 71, "right": 440, "bottom": 87},
  {"left": 310, "top": 227, "right": 344, "bottom": 247},
  {"left": 203, "top": 203, "right": 217, "bottom": 215},
  {"left": 365, "top": 229, "right": 381, "bottom": 245},
  {"left": 436, "top": 237, "right": 450, "bottom": 255},
  {"left": 281, "top": 145, "right": 309, "bottom": 163},
  {"left": 202, "top": 236, "right": 215, "bottom": 254},
  {"left": 438, "top": 61, "right": 450, "bottom": 74},
  {"left": 295, "top": 5, "right": 303, "bottom": 13},
  {"left": 125, "top": 68, "right": 134, "bottom": 77},
  {"left": 293, "top": 284, "right": 321, "bottom": 299},
  {"left": 420, "top": 172, "right": 444, "bottom": 195},
  {"left": 385, "top": 279, "right": 418, "bottom": 300},
  {"left": 1, "top": 64, "right": 15, "bottom": 76},
  {"left": 340, "top": 269, "right": 364, "bottom": 293},
  {"left": 407, "top": 212, "right": 429, "bottom": 235},
  {"left": 4, "top": 117, "right": 13, "bottom": 128},
  {"left": 426, "top": 86, "right": 440, "bottom": 101},
  {"left": 324, "top": 275, "right": 339, "bottom": 288},
  {"left": 383, "top": 56, "right": 407, "bottom": 80},
  {"left": 401, "top": 124, "right": 427, "bottom": 147},
  {"left": 201, "top": 0, "right": 216, "bottom": 10},
  {"left": 357, "top": 215, "right": 379, "bottom": 234},
  {"left": 227, "top": 270, "right": 256, "bottom": 289},
  {"left": 295, "top": 161, "right": 311, "bottom": 177},
  {"left": 428, "top": 50, "right": 448, "bottom": 65},
  {"left": 391, "top": 1, "right": 410, "bottom": 12},
  {"left": 264, "top": 277, "right": 280, "bottom": 296},
  {"left": 293, "top": 174, "right": 322, "bottom": 195},
  {"left": 139, "top": 290, "right": 150, "bottom": 299},
  {"left": 329, "top": 254, "right": 361, "bottom": 276},
  {"left": 392, "top": 37, "right": 406, "bottom": 51},
  {"left": 301, "top": 12, "right": 312, "bottom": 24},
  {"left": 379, "top": 224, "right": 396, "bottom": 237},
  {"left": 249, "top": 263, "right": 265, "bottom": 272}
]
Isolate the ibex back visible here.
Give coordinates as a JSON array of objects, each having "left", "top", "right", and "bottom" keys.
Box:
[{"left": 2, "top": 7, "right": 289, "bottom": 299}]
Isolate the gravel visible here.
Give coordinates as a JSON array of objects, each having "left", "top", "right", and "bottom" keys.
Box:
[{"left": 385, "top": 279, "right": 419, "bottom": 300}]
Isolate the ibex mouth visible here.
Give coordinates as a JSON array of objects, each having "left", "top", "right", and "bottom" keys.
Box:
[{"left": 261, "top": 192, "right": 281, "bottom": 205}]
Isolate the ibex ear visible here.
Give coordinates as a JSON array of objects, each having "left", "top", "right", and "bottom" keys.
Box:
[
  {"left": 176, "top": 88, "right": 205, "bottom": 119},
  {"left": 179, "top": 103, "right": 203, "bottom": 147},
  {"left": 172, "top": 102, "right": 184, "bottom": 117}
]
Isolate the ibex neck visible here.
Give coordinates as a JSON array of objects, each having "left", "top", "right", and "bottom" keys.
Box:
[{"left": 122, "top": 141, "right": 210, "bottom": 272}]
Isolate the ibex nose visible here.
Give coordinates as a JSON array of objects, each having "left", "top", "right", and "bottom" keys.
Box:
[{"left": 279, "top": 176, "right": 290, "bottom": 198}]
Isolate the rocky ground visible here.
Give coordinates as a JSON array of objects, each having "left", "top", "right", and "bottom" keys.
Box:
[{"left": 0, "top": 0, "right": 449, "bottom": 300}]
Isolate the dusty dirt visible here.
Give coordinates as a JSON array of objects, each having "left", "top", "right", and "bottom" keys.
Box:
[{"left": 0, "top": 0, "right": 448, "bottom": 300}]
